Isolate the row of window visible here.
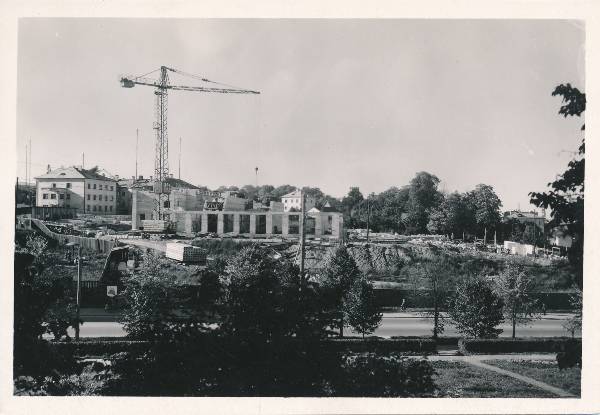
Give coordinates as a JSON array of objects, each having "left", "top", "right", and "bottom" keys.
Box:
[
  {"left": 51, "top": 183, "right": 72, "bottom": 189},
  {"left": 87, "top": 183, "right": 114, "bottom": 191},
  {"left": 42, "top": 193, "right": 70, "bottom": 200},
  {"left": 87, "top": 194, "right": 114, "bottom": 201},
  {"left": 86, "top": 205, "right": 113, "bottom": 212}
]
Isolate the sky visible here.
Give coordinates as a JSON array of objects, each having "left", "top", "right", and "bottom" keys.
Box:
[{"left": 16, "top": 19, "right": 585, "bottom": 211}]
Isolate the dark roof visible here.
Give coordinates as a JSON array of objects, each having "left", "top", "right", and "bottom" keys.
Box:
[
  {"left": 74, "top": 167, "right": 116, "bottom": 182},
  {"left": 164, "top": 177, "right": 199, "bottom": 189}
]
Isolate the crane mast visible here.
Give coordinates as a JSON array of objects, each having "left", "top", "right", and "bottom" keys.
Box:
[{"left": 121, "top": 66, "right": 259, "bottom": 221}]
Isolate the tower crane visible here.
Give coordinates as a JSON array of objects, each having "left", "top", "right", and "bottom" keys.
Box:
[{"left": 121, "top": 66, "right": 260, "bottom": 220}]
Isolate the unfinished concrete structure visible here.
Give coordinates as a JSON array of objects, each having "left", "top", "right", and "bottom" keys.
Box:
[{"left": 131, "top": 188, "right": 344, "bottom": 239}]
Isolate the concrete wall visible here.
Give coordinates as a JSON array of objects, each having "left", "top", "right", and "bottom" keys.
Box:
[{"left": 172, "top": 210, "right": 344, "bottom": 239}]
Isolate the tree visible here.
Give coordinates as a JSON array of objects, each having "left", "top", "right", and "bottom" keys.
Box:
[
  {"left": 220, "top": 245, "right": 299, "bottom": 340},
  {"left": 530, "top": 84, "right": 585, "bottom": 288},
  {"left": 402, "top": 172, "right": 442, "bottom": 234},
  {"left": 427, "top": 192, "right": 473, "bottom": 236},
  {"left": 320, "top": 245, "right": 362, "bottom": 336},
  {"left": 494, "top": 261, "right": 539, "bottom": 338},
  {"left": 344, "top": 277, "right": 382, "bottom": 338},
  {"left": 121, "top": 251, "right": 186, "bottom": 340},
  {"left": 417, "top": 257, "right": 456, "bottom": 339},
  {"left": 14, "top": 236, "right": 77, "bottom": 376},
  {"left": 448, "top": 276, "right": 504, "bottom": 338},
  {"left": 562, "top": 287, "right": 582, "bottom": 338},
  {"left": 466, "top": 184, "right": 502, "bottom": 237}
]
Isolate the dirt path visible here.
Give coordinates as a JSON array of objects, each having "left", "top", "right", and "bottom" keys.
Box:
[{"left": 427, "top": 353, "right": 576, "bottom": 398}]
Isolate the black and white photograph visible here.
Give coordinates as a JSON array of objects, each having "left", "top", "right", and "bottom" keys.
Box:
[{"left": 2, "top": 2, "right": 599, "bottom": 413}]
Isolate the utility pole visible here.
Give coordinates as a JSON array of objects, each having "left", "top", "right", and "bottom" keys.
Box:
[
  {"left": 25, "top": 142, "right": 27, "bottom": 186},
  {"left": 75, "top": 244, "right": 82, "bottom": 342},
  {"left": 299, "top": 190, "right": 306, "bottom": 285},
  {"left": 135, "top": 129, "right": 139, "bottom": 180},
  {"left": 82, "top": 152, "right": 85, "bottom": 169},
  {"left": 366, "top": 195, "right": 371, "bottom": 243}
]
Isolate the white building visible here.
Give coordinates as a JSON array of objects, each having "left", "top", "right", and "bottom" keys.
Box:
[
  {"left": 35, "top": 167, "right": 117, "bottom": 214},
  {"left": 281, "top": 189, "right": 315, "bottom": 212}
]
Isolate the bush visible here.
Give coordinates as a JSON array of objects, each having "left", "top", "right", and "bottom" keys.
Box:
[
  {"left": 47, "top": 339, "right": 151, "bottom": 357},
  {"left": 332, "top": 353, "right": 435, "bottom": 397},
  {"left": 324, "top": 338, "right": 436, "bottom": 354},
  {"left": 458, "top": 337, "right": 581, "bottom": 354},
  {"left": 556, "top": 339, "right": 582, "bottom": 369}
]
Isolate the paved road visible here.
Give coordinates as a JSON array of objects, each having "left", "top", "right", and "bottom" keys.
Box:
[
  {"left": 362, "top": 312, "right": 581, "bottom": 338},
  {"left": 64, "top": 311, "right": 580, "bottom": 338}
]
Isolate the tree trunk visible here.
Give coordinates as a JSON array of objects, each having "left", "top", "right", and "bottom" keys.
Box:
[
  {"left": 339, "top": 317, "right": 344, "bottom": 337},
  {"left": 433, "top": 297, "right": 439, "bottom": 339},
  {"left": 512, "top": 313, "right": 516, "bottom": 339}
]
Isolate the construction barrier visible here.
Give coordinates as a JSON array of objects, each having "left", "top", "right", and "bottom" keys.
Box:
[{"left": 31, "top": 219, "right": 116, "bottom": 254}]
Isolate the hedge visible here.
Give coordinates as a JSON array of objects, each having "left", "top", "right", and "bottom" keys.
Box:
[
  {"left": 47, "top": 339, "right": 151, "bottom": 356},
  {"left": 458, "top": 337, "right": 581, "bottom": 354},
  {"left": 48, "top": 336, "right": 436, "bottom": 357},
  {"left": 324, "top": 337, "right": 436, "bottom": 354}
]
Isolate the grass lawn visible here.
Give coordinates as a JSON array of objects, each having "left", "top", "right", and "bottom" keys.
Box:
[
  {"left": 432, "top": 361, "right": 555, "bottom": 398},
  {"left": 484, "top": 359, "right": 581, "bottom": 396}
]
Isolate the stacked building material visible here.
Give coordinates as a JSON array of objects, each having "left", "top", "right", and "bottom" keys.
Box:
[
  {"left": 141, "top": 220, "right": 168, "bottom": 233},
  {"left": 165, "top": 242, "right": 206, "bottom": 263}
]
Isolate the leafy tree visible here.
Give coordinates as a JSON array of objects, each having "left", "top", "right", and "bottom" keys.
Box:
[
  {"left": 14, "top": 237, "right": 76, "bottom": 376},
  {"left": 220, "top": 245, "right": 301, "bottom": 340},
  {"left": 427, "top": 192, "right": 474, "bottom": 237},
  {"left": 342, "top": 187, "right": 365, "bottom": 228},
  {"left": 494, "top": 261, "right": 539, "bottom": 338},
  {"left": 466, "top": 184, "right": 502, "bottom": 237},
  {"left": 530, "top": 84, "right": 585, "bottom": 287},
  {"left": 417, "top": 256, "right": 456, "bottom": 338},
  {"left": 320, "top": 245, "right": 362, "bottom": 336},
  {"left": 448, "top": 276, "right": 504, "bottom": 338},
  {"left": 120, "top": 251, "right": 182, "bottom": 340},
  {"left": 402, "top": 172, "right": 442, "bottom": 234},
  {"left": 563, "top": 287, "right": 582, "bottom": 338},
  {"left": 344, "top": 277, "right": 382, "bottom": 338}
]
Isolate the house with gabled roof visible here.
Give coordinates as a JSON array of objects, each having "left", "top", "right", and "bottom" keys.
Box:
[{"left": 35, "top": 166, "right": 117, "bottom": 214}]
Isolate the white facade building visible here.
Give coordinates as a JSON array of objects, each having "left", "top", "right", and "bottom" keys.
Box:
[
  {"left": 281, "top": 189, "right": 315, "bottom": 212},
  {"left": 35, "top": 167, "right": 117, "bottom": 214}
]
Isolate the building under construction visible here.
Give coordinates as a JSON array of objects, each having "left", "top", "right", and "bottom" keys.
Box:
[{"left": 131, "top": 188, "right": 344, "bottom": 239}]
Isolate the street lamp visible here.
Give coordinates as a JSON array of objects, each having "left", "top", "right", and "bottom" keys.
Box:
[{"left": 66, "top": 242, "right": 82, "bottom": 341}]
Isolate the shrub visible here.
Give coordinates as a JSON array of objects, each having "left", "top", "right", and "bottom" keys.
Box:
[
  {"left": 332, "top": 353, "right": 435, "bottom": 397},
  {"left": 556, "top": 339, "right": 582, "bottom": 369},
  {"left": 458, "top": 337, "right": 581, "bottom": 354}
]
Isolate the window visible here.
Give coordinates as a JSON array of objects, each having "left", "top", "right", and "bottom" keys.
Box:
[
  {"left": 87, "top": 194, "right": 90, "bottom": 200},
  {"left": 66, "top": 183, "right": 72, "bottom": 188},
  {"left": 50, "top": 194, "right": 56, "bottom": 199},
  {"left": 109, "top": 206, "right": 113, "bottom": 212},
  {"left": 52, "top": 183, "right": 56, "bottom": 188},
  {"left": 99, "top": 184, "right": 103, "bottom": 190},
  {"left": 88, "top": 183, "right": 91, "bottom": 189},
  {"left": 66, "top": 194, "right": 70, "bottom": 200},
  {"left": 140, "top": 213, "right": 146, "bottom": 221},
  {"left": 110, "top": 186, "right": 114, "bottom": 191},
  {"left": 93, "top": 184, "right": 96, "bottom": 189},
  {"left": 105, "top": 206, "right": 108, "bottom": 212},
  {"left": 87, "top": 205, "right": 90, "bottom": 211},
  {"left": 105, "top": 195, "right": 108, "bottom": 201},
  {"left": 43, "top": 193, "right": 48, "bottom": 199},
  {"left": 59, "top": 194, "right": 65, "bottom": 199},
  {"left": 110, "top": 196, "right": 114, "bottom": 201},
  {"left": 93, "top": 195, "right": 97, "bottom": 200},
  {"left": 93, "top": 205, "right": 96, "bottom": 212}
]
